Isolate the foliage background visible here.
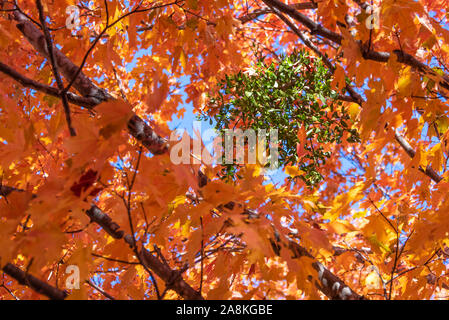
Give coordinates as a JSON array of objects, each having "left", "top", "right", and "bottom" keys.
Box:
[{"left": 0, "top": 0, "right": 449, "bottom": 300}]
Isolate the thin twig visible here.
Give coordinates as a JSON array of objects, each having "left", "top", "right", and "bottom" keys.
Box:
[
  {"left": 86, "top": 279, "right": 115, "bottom": 300},
  {"left": 368, "top": 198, "right": 399, "bottom": 299},
  {"left": 91, "top": 253, "right": 140, "bottom": 265},
  {"left": 63, "top": 0, "right": 179, "bottom": 94},
  {"left": 35, "top": 0, "right": 76, "bottom": 136},
  {"left": 0, "top": 283, "right": 19, "bottom": 300},
  {"left": 122, "top": 147, "right": 162, "bottom": 300}
]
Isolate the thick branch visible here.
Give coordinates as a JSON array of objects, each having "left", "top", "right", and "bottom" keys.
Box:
[
  {"left": 262, "top": 0, "right": 449, "bottom": 93},
  {"left": 89, "top": 211, "right": 203, "bottom": 299},
  {"left": 13, "top": 10, "right": 109, "bottom": 103},
  {"left": 264, "top": 3, "right": 443, "bottom": 183},
  {"left": 139, "top": 248, "right": 203, "bottom": 300},
  {"left": 2, "top": 263, "right": 68, "bottom": 300},
  {"left": 238, "top": 2, "right": 317, "bottom": 24},
  {"left": 2, "top": 184, "right": 360, "bottom": 300},
  {"left": 394, "top": 131, "right": 443, "bottom": 183},
  {"left": 288, "top": 241, "right": 364, "bottom": 300},
  {"left": 261, "top": 0, "right": 343, "bottom": 44},
  {"left": 213, "top": 195, "right": 364, "bottom": 299},
  {"left": 361, "top": 49, "right": 449, "bottom": 92},
  {"left": 0, "top": 61, "right": 98, "bottom": 108},
  {"left": 0, "top": 186, "right": 202, "bottom": 300},
  {"left": 86, "top": 205, "right": 125, "bottom": 239},
  {"left": 11, "top": 10, "right": 168, "bottom": 155}
]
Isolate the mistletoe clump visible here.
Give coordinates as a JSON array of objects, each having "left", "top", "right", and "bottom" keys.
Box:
[{"left": 202, "top": 50, "right": 360, "bottom": 185}]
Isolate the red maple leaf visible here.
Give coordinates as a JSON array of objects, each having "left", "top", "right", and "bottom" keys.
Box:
[{"left": 70, "top": 169, "right": 102, "bottom": 198}]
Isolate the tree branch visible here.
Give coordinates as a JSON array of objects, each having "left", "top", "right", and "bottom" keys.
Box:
[
  {"left": 238, "top": 2, "right": 317, "bottom": 24},
  {"left": 263, "top": 2, "right": 443, "bottom": 183},
  {"left": 207, "top": 192, "right": 365, "bottom": 299},
  {"left": 2, "top": 263, "right": 68, "bottom": 300},
  {"left": 0, "top": 186, "right": 203, "bottom": 300},
  {"left": 11, "top": 9, "right": 168, "bottom": 155},
  {"left": 13, "top": 10, "right": 110, "bottom": 103},
  {"left": 261, "top": 0, "right": 449, "bottom": 94},
  {"left": 288, "top": 241, "right": 364, "bottom": 300},
  {"left": 261, "top": 0, "right": 343, "bottom": 44},
  {"left": 0, "top": 61, "right": 98, "bottom": 108},
  {"left": 35, "top": 0, "right": 75, "bottom": 136},
  {"left": 86, "top": 279, "right": 115, "bottom": 300},
  {"left": 394, "top": 130, "right": 443, "bottom": 183}
]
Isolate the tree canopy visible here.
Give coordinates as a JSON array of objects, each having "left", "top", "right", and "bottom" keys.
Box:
[{"left": 1, "top": 0, "right": 449, "bottom": 300}]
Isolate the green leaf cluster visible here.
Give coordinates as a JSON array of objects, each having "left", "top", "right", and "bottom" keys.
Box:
[{"left": 201, "top": 50, "right": 359, "bottom": 185}]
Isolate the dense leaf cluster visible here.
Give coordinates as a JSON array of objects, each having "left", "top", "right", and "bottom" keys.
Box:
[{"left": 202, "top": 51, "right": 360, "bottom": 185}]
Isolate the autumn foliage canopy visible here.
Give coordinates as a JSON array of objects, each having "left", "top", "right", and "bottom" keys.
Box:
[{"left": 1, "top": 0, "right": 449, "bottom": 300}]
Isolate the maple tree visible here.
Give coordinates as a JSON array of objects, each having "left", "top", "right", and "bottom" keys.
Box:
[{"left": 0, "top": 0, "right": 449, "bottom": 301}]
